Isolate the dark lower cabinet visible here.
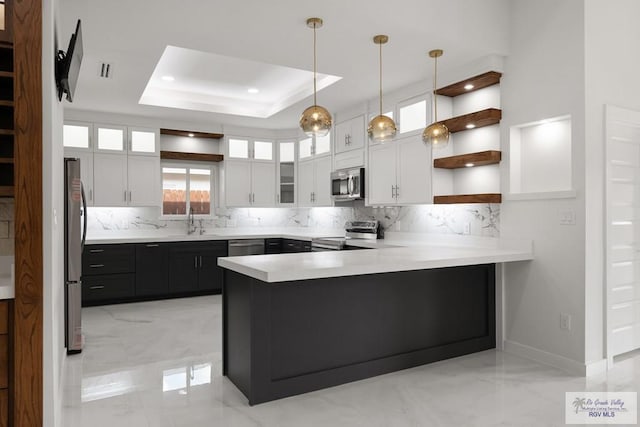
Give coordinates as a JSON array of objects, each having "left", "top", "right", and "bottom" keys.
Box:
[
  {"left": 83, "top": 273, "right": 135, "bottom": 304},
  {"left": 265, "top": 238, "right": 282, "bottom": 254},
  {"left": 168, "top": 241, "right": 228, "bottom": 294},
  {"left": 136, "top": 243, "right": 169, "bottom": 297},
  {"left": 168, "top": 247, "right": 200, "bottom": 294},
  {"left": 198, "top": 242, "right": 228, "bottom": 291},
  {"left": 281, "top": 239, "right": 311, "bottom": 253},
  {"left": 83, "top": 240, "right": 228, "bottom": 306}
]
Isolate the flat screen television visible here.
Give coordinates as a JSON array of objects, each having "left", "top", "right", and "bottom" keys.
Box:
[{"left": 56, "top": 19, "right": 83, "bottom": 102}]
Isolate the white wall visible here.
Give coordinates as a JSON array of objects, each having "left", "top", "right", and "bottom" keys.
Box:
[
  {"left": 584, "top": 0, "right": 640, "bottom": 363},
  {"left": 501, "top": 0, "right": 588, "bottom": 366},
  {"left": 43, "top": 0, "right": 65, "bottom": 425}
]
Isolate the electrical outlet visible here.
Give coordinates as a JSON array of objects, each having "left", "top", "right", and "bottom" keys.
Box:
[
  {"left": 559, "top": 209, "right": 576, "bottom": 225},
  {"left": 226, "top": 219, "right": 237, "bottom": 227},
  {"left": 395, "top": 220, "right": 401, "bottom": 231},
  {"left": 463, "top": 222, "right": 471, "bottom": 235},
  {"left": 560, "top": 313, "right": 572, "bottom": 330}
]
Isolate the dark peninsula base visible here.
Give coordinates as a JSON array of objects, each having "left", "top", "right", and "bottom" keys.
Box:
[{"left": 223, "top": 264, "right": 495, "bottom": 405}]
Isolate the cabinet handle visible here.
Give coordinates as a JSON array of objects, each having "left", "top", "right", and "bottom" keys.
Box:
[
  {"left": 199, "top": 255, "right": 203, "bottom": 268},
  {"left": 194, "top": 256, "right": 198, "bottom": 269},
  {"left": 89, "top": 249, "right": 104, "bottom": 253},
  {"left": 310, "top": 192, "right": 313, "bottom": 203},
  {"left": 395, "top": 185, "right": 399, "bottom": 199},
  {"left": 89, "top": 189, "right": 93, "bottom": 201},
  {"left": 89, "top": 264, "right": 105, "bottom": 268},
  {"left": 89, "top": 285, "right": 105, "bottom": 290},
  {"left": 249, "top": 193, "right": 252, "bottom": 204},
  {"left": 392, "top": 185, "right": 395, "bottom": 198},
  {"left": 146, "top": 244, "right": 159, "bottom": 248},
  {"left": 129, "top": 190, "right": 132, "bottom": 202},
  {"left": 276, "top": 193, "right": 280, "bottom": 203}
]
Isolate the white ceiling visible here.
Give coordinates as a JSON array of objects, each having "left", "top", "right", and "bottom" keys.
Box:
[{"left": 59, "top": 0, "right": 510, "bottom": 130}]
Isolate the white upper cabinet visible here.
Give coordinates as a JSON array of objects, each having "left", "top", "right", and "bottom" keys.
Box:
[
  {"left": 227, "top": 137, "right": 274, "bottom": 161},
  {"left": 128, "top": 127, "right": 159, "bottom": 156},
  {"left": 95, "top": 124, "right": 127, "bottom": 152},
  {"left": 225, "top": 160, "right": 276, "bottom": 207},
  {"left": 298, "top": 133, "right": 331, "bottom": 160},
  {"left": 93, "top": 153, "right": 128, "bottom": 206},
  {"left": 63, "top": 121, "right": 93, "bottom": 151},
  {"left": 297, "top": 156, "right": 332, "bottom": 207},
  {"left": 127, "top": 155, "right": 160, "bottom": 206},
  {"left": 368, "top": 134, "right": 432, "bottom": 206},
  {"left": 277, "top": 141, "right": 296, "bottom": 206},
  {"left": 335, "top": 115, "right": 365, "bottom": 153}
]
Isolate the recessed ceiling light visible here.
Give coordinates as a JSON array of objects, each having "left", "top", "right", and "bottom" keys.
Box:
[
  {"left": 247, "top": 88, "right": 259, "bottom": 94},
  {"left": 465, "top": 163, "right": 475, "bottom": 167},
  {"left": 161, "top": 75, "right": 175, "bottom": 82},
  {"left": 466, "top": 123, "right": 476, "bottom": 129},
  {"left": 188, "top": 133, "right": 195, "bottom": 137},
  {"left": 464, "top": 83, "right": 474, "bottom": 90}
]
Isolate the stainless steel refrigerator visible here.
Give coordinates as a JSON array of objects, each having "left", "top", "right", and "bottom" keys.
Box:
[{"left": 64, "top": 158, "right": 87, "bottom": 354}]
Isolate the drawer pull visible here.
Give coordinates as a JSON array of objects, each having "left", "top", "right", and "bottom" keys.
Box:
[
  {"left": 146, "top": 244, "right": 160, "bottom": 248},
  {"left": 89, "top": 285, "right": 105, "bottom": 290},
  {"left": 89, "top": 249, "right": 104, "bottom": 253},
  {"left": 89, "top": 264, "right": 105, "bottom": 268}
]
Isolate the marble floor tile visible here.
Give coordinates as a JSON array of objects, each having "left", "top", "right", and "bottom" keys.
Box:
[{"left": 62, "top": 295, "right": 640, "bottom": 427}]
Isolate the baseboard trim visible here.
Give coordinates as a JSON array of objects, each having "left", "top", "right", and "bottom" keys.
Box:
[{"left": 503, "top": 340, "right": 607, "bottom": 376}]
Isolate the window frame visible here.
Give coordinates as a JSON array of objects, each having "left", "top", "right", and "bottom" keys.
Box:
[
  {"left": 159, "top": 160, "right": 217, "bottom": 219},
  {"left": 396, "top": 93, "right": 430, "bottom": 137}
]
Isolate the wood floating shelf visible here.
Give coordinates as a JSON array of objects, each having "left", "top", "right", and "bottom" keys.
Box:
[
  {"left": 0, "top": 71, "right": 12, "bottom": 78},
  {"left": 0, "top": 158, "right": 13, "bottom": 164},
  {"left": 0, "top": 186, "right": 13, "bottom": 197},
  {"left": 160, "top": 151, "right": 224, "bottom": 162},
  {"left": 434, "top": 193, "right": 502, "bottom": 204},
  {"left": 436, "top": 71, "right": 502, "bottom": 97},
  {"left": 434, "top": 150, "right": 501, "bottom": 169},
  {"left": 0, "top": 129, "right": 13, "bottom": 136},
  {"left": 160, "top": 128, "right": 224, "bottom": 139},
  {"left": 0, "top": 101, "right": 13, "bottom": 107},
  {"left": 440, "top": 108, "right": 502, "bottom": 133}
]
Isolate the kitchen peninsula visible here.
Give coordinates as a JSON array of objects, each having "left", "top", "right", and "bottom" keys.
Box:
[{"left": 219, "top": 234, "right": 533, "bottom": 405}]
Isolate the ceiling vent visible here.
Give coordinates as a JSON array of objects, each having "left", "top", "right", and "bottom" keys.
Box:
[{"left": 98, "top": 62, "right": 113, "bottom": 79}]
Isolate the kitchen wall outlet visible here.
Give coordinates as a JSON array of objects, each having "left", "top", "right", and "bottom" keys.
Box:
[
  {"left": 395, "top": 220, "right": 401, "bottom": 231},
  {"left": 559, "top": 209, "right": 576, "bottom": 225},
  {"left": 463, "top": 222, "right": 471, "bottom": 235},
  {"left": 226, "top": 219, "right": 237, "bottom": 227},
  {"left": 560, "top": 313, "right": 572, "bottom": 330}
]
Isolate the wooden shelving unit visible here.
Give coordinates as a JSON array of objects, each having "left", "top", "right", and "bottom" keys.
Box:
[
  {"left": 434, "top": 150, "right": 501, "bottom": 169},
  {"left": 160, "top": 128, "right": 224, "bottom": 139},
  {"left": 0, "top": 43, "right": 13, "bottom": 197},
  {"left": 434, "top": 193, "right": 502, "bottom": 204},
  {"left": 432, "top": 71, "right": 503, "bottom": 204},
  {"left": 440, "top": 108, "right": 502, "bottom": 133},
  {"left": 160, "top": 151, "right": 224, "bottom": 162},
  {"left": 436, "top": 71, "right": 502, "bottom": 97}
]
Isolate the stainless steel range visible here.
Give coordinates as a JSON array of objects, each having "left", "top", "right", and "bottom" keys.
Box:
[{"left": 311, "top": 220, "right": 380, "bottom": 251}]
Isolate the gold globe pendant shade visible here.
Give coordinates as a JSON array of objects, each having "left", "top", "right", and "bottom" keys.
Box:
[
  {"left": 368, "top": 35, "right": 397, "bottom": 142},
  {"left": 300, "top": 105, "right": 332, "bottom": 137},
  {"left": 300, "top": 18, "right": 332, "bottom": 137},
  {"left": 368, "top": 115, "right": 397, "bottom": 142},
  {"left": 422, "top": 49, "right": 450, "bottom": 148}
]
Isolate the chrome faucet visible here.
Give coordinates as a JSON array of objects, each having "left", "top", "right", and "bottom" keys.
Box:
[
  {"left": 198, "top": 219, "right": 205, "bottom": 235},
  {"left": 187, "top": 207, "right": 197, "bottom": 235}
]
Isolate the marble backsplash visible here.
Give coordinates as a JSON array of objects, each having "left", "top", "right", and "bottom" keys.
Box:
[{"left": 87, "top": 203, "right": 500, "bottom": 237}]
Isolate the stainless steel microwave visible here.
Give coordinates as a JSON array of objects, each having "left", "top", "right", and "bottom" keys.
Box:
[{"left": 331, "top": 168, "right": 364, "bottom": 201}]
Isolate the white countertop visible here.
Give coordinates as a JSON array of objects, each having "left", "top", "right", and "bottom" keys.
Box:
[
  {"left": 218, "top": 233, "right": 534, "bottom": 282},
  {"left": 0, "top": 256, "right": 14, "bottom": 299},
  {"left": 86, "top": 227, "right": 345, "bottom": 245}
]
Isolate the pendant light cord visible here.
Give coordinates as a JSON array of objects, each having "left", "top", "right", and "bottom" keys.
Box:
[
  {"left": 313, "top": 23, "right": 317, "bottom": 107},
  {"left": 379, "top": 41, "right": 383, "bottom": 116},
  {"left": 433, "top": 54, "right": 438, "bottom": 122}
]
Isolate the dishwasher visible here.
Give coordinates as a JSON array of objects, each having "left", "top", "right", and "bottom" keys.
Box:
[{"left": 228, "top": 239, "right": 265, "bottom": 256}]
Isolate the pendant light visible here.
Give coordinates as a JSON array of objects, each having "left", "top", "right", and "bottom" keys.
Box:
[
  {"left": 300, "top": 17, "right": 332, "bottom": 137},
  {"left": 368, "top": 35, "right": 397, "bottom": 142},
  {"left": 422, "top": 49, "right": 449, "bottom": 148}
]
